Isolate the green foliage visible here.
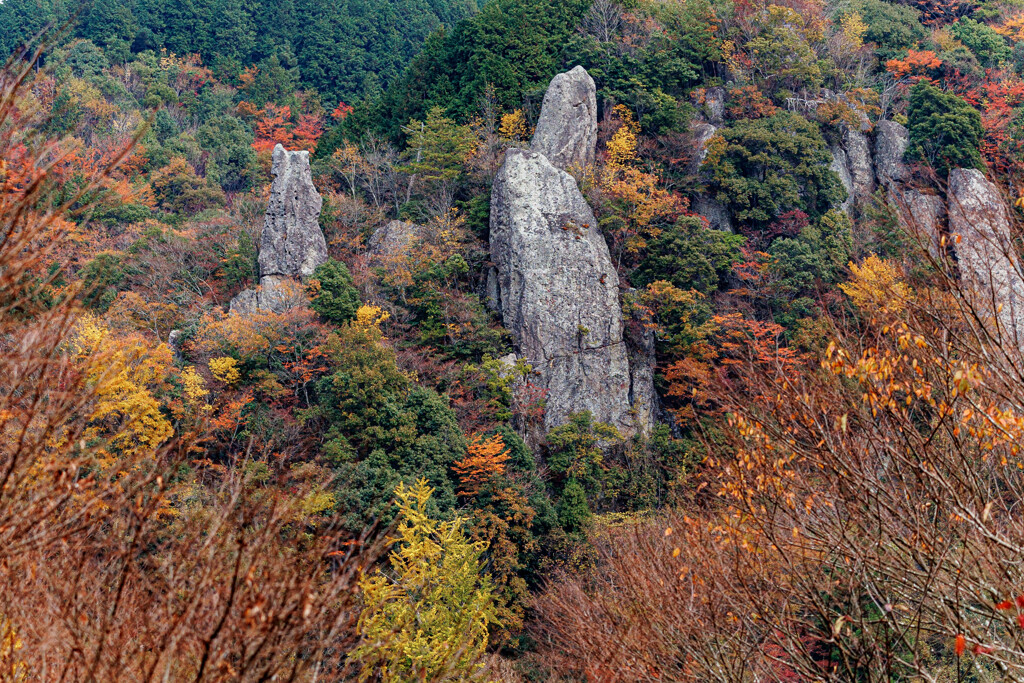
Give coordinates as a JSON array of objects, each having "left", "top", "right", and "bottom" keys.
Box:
[
  {"left": 375, "top": 0, "right": 589, "bottom": 133},
  {"left": 80, "top": 252, "right": 129, "bottom": 312},
  {"left": 565, "top": 0, "right": 712, "bottom": 133},
  {"left": 309, "top": 259, "right": 361, "bottom": 325},
  {"left": 196, "top": 115, "right": 257, "bottom": 192},
  {"left": 350, "top": 479, "right": 498, "bottom": 682},
  {"left": 402, "top": 107, "right": 477, "bottom": 184},
  {"left": 851, "top": 0, "right": 926, "bottom": 59},
  {"left": 556, "top": 477, "right": 590, "bottom": 532},
  {"left": 949, "top": 18, "right": 1010, "bottom": 68},
  {"left": 633, "top": 216, "right": 744, "bottom": 295},
  {"left": 906, "top": 81, "right": 983, "bottom": 176},
  {"left": 767, "top": 209, "right": 853, "bottom": 328},
  {"left": 1, "top": 0, "right": 474, "bottom": 102},
  {"left": 704, "top": 111, "right": 845, "bottom": 230},
  {"left": 317, "top": 323, "right": 465, "bottom": 530},
  {"left": 746, "top": 6, "right": 824, "bottom": 94},
  {"left": 547, "top": 412, "right": 624, "bottom": 529}
]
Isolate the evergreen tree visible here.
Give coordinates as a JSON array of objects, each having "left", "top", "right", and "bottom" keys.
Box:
[{"left": 907, "top": 81, "right": 983, "bottom": 176}]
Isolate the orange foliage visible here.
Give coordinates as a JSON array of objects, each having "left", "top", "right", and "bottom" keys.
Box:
[
  {"left": 452, "top": 434, "right": 510, "bottom": 496},
  {"left": 885, "top": 49, "right": 942, "bottom": 81},
  {"left": 252, "top": 105, "right": 324, "bottom": 152}
]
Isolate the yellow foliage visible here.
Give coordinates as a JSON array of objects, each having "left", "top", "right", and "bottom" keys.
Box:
[
  {"left": 350, "top": 480, "right": 498, "bottom": 681},
  {"left": 208, "top": 356, "right": 241, "bottom": 386},
  {"left": 0, "top": 616, "right": 27, "bottom": 682},
  {"left": 181, "top": 366, "right": 211, "bottom": 414},
  {"left": 839, "top": 255, "right": 913, "bottom": 313},
  {"left": 73, "top": 316, "right": 174, "bottom": 461},
  {"left": 841, "top": 12, "right": 867, "bottom": 49},
  {"left": 354, "top": 304, "right": 390, "bottom": 330},
  {"left": 606, "top": 105, "right": 641, "bottom": 168},
  {"left": 996, "top": 13, "right": 1024, "bottom": 42},
  {"left": 498, "top": 109, "right": 531, "bottom": 142}
]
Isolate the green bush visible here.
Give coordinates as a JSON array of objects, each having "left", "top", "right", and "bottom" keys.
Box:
[
  {"left": 309, "top": 259, "right": 361, "bottom": 325},
  {"left": 703, "top": 111, "right": 845, "bottom": 230},
  {"left": 906, "top": 81, "right": 983, "bottom": 176}
]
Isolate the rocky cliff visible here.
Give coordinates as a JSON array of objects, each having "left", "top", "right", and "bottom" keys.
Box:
[
  {"left": 529, "top": 65, "right": 598, "bottom": 171},
  {"left": 230, "top": 144, "right": 328, "bottom": 315},
  {"left": 948, "top": 169, "right": 1024, "bottom": 348},
  {"left": 490, "top": 147, "right": 654, "bottom": 436}
]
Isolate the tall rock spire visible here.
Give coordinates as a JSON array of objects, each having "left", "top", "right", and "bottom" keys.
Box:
[{"left": 230, "top": 144, "right": 328, "bottom": 315}]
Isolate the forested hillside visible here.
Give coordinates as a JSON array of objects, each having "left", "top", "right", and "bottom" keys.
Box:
[
  {"left": 6, "top": 0, "right": 1024, "bottom": 679},
  {"left": 0, "top": 0, "right": 476, "bottom": 101}
]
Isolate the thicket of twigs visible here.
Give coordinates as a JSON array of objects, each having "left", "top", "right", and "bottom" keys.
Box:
[{"left": 535, "top": 197, "right": 1024, "bottom": 681}]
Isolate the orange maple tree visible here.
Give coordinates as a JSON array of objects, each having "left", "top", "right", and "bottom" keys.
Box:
[{"left": 452, "top": 434, "right": 510, "bottom": 496}]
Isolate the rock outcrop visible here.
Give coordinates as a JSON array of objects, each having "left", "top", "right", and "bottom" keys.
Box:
[
  {"left": 843, "top": 128, "right": 875, "bottom": 202},
  {"left": 688, "top": 123, "right": 718, "bottom": 175},
  {"left": 692, "top": 195, "right": 733, "bottom": 233},
  {"left": 948, "top": 168, "right": 1024, "bottom": 348},
  {"left": 230, "top": 144, "right": 327, "bottom": 315},
  {"left": 367, "top": 220, "right": 421, "bottom": 266},
  {"left": 490, "top": 149, "right": 652, "bottom": 436},
  {"left": 871, "top": 120, "right": 944, "bottom": 254},
  {"left": 873, "top": 120, "right": 909, "bottom": 189},
  {"left": 830, "top": 127, "right": 874, "bottom": 216},
  {"left": 703, "top": 86, "right": 726, "bottom": 126},
  {"left": 530, "top": 66, "right": 598, "bottom": 171}
]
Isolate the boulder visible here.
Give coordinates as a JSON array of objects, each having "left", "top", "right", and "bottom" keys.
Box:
[
  {"left": 259, "top": 144, "right": 328, "bottom": 279},
  {"left": 530, "top": 66, "right": 598, "bottom": 171},
  {"left": 948, "top": 168, "right": 1024, "bottom": 348},
  {"left": 490, "top": 148, "right": 653, "bottom": 436},
  {"left": 230, "top": 144, "right": 327, "bottom": 315},
  {"left": 874, "top": 120, "right": 909, "bottom": 189}
]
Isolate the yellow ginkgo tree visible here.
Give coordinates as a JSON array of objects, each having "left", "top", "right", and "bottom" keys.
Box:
[{"left": 349, "top": 479, "right": 499, "bottom": 682}]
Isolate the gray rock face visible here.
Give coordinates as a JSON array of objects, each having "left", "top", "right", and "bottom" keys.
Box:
[
  {"left": 948, "top": 169, "right": 1024, "bottom": 348},
  {"left": 874, "top": 120, "right": 910, "bottom": 189},
  {"left": 230, "top": 144, "right": 326, "bottom": 315},
  {"left": 704, "top": 86, "right": 726, "bottom": 125},
  {"left": 828, "top": 127, "right": 874, "bottom": 217},
  {"left": 259, "top": 144, "right": 328, "bottom": 278},
  {"left": 367, "top": 220, "right": 420, "bottom": 266},
  {"left": 530, "top": 66, "right": 598, "bottom": 171},
  {"left": 897, "top": 187, "right": 946, "bottom": 258},
  {"left": 830, "top": 145, "right": 855, "bottom": 215},
  {"left": 692, "top": 195, "right": 733, "bottom": 233},
  {"left": 844, "top": 128, "right": 875, "bottom": 201},
  {"left": 490, "top": 149, "right": 652, "bottom": 436},
  {"left": 688, "top": 123, "right": 718, "bottom": 175}
]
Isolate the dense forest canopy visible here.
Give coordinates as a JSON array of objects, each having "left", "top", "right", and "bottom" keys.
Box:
[
  {"left": 0, "top": 0, "right": 478, "bottom": 101},
  {"left": 5, "top": 0, "right": 1024, "bottom": 678}
]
